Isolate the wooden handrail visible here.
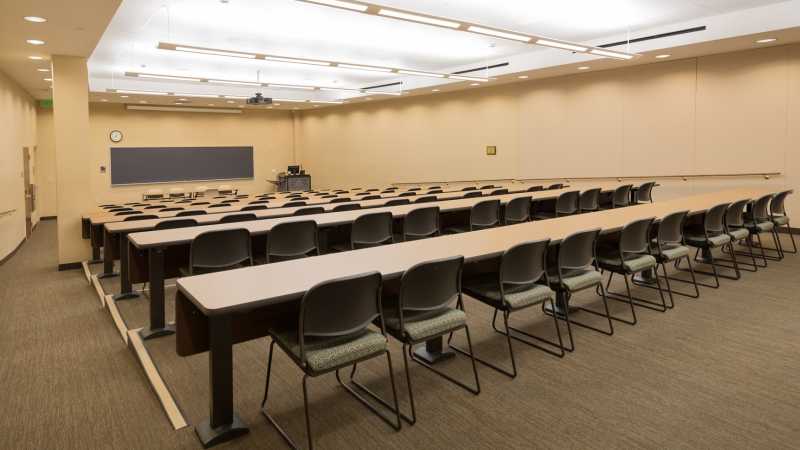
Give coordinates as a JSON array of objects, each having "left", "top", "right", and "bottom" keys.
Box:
[
  {"left": 0, "top": 209, "right": 17, "bottom": 217},
  {"left": 395, "top": 173, "right": 782, "bottom": 186}
]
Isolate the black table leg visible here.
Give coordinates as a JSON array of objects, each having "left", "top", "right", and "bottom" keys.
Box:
[
  {"left": 91, "top": 242, "right": 101, "bottom": 263},
  {"left": 139, "top": 247, "right": 174, "bottom": 340},
  {"left": 700, "top": 247, "right": 713, "bottom": 264},
  {"left": 413, "top": 337, "right": 455, "bottom": 364},
  {"left": 97, "top": 228, "right": 119, "bottom": 278},
  {"left": 196, "top": 314, "right": 249, "bottom": 447},
  {"left": 113, "top": 233, "right": 139, "bottom": 301}
]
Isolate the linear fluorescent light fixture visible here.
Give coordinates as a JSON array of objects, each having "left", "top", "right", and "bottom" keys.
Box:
[
  {"left": 268, "top": 84, "right": 315, "bottom": 90},
  {"left": 398, "top": 69, "right": 445, "bottom": 78},
  {"left": 208, "top": 79, "right": 261, "bottom": 86},
  {"left": 467, "top": 26, "right": 532, "bottom": 42},
  {"left": 272, "top": 98, "right": 309, "bottom": 103},
  {"left": 448, "top": 74, "right": 489, "bottom": 82},
  {"left": 223, "top": 95, "right": 250, "bottom": 99},
  {"left": 136, "top": 73, "right": 203, "bottom": 82},
  {"left": 295, "top": 0, "right": 636, "bottom": 60},
  {"left": 127, "top": 105, "right": 242, "bottom": 114},
  {"left": 174, "top": 46, "right": 257, "bottom": 59},
  {"left": 589, "top": 49, "right": 635, "bottom": 60},
  {"left": 336, "top": 63, "right": 393, "bottom": 73},
  {"left": 302, "top": 0, "right": 368, "bottom": 11},
  {"left": 378, "top": 9, "right": 460, "bottom": 28},
  {"left": 173, "top": 93, "right": 219, "bottom": 98},
  {"left": 264, "top": 56, "right": 331, "bottom": 66},
  {"left": 114, "top": 89, "right": 169, "bottom": 96},
  {"left": 535, "top": 39, "right": 588, "bottom": 52}
]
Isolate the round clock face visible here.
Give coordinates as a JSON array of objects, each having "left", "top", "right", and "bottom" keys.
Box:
[{"left": 109, "top": 130, "right": 123, "bottom": 143}]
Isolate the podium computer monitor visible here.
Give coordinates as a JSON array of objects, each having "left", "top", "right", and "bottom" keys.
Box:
[{"left": 288, "top": 165, "right": 300, "bottom": 175}]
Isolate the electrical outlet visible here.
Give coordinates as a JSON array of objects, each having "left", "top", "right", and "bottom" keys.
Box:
[{"left": 486, "top": 146, "right": 497, "bottom": 156}]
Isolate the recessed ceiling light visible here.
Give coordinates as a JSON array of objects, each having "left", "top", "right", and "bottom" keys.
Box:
[
  {"left": 313, "top": 105, "right": 319, "bottom": 107},
  {"left": 274, "top": 103, "right": 281, "bottom": 106},
  {"left": 267, "top": 106, "right": 274, "bottom": 109},
  {"left": 43, "top": 78, "right": 52, "bottom": 81},
  {"left": 301, "top": 0, "right": 368, "bottom": 12},
  {"left": 178, "top": 98, "right": 187, "bottom": 101},
  {"left": 432, "top": 89, "right": 440, "bottom": 92},
  {"left": 577, "top": 66, "right": 590, "bottom": 70},
  {"left": 116, "top": 89, "right": 168, "bottom": 96},
  {"left": 755, "top": 38, "right": 777, "bottom": 44},
  {"left": 28, "top": 56, "right": 44, "bottom": 60},
  {"left": 101, "top": 99, "right": 108, "bottom": 102},
  {"left": 377, "top": 9, "right": 460, "bottom": 28},
  {"left": 518, "top": 75, "right": 529, "bottom": 79},
  {"left": 365, "top": 97, "right": 372, "bottom": 101},
  {"left": 139, "top": 100, "right": 147, "bottom": 104},
  {"left": 24, "top": 16, "right": 47, "bottom": 23},
  {"left": 226, "top": 100, "right": 235, "bottom": 104},
  {"left": 208, "top": 104, "right": 215, "bottom": 106},
  {"left": 37, "top": 68, "right": 49, "bottom": 72},
  {"left": 26, "top": 39, "right": 45, "bottom": 45},
  {"left": 655, "top": 54, "right": 671, "bottom": 59},
  {"left": 120, "top": 95, "right": 129, "bottom": 98},
  {"left": 470, "top": 83, "right": 480, "bottom": 86}
]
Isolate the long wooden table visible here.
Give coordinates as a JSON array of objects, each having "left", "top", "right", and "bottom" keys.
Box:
[
  {"left": 124, "top": 186, "right": 618, "bottom": 340},
  {"left": 85, "top": 185, "right": 513, "bottom": 264},
  {"left": 171, "top": 187, "right": 781, "bottom": 447}
]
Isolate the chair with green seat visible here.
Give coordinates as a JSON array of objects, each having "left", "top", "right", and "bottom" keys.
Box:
[
  {"left": 444, "top": 199, "right": 500, "bottom": 234},
  {"left": 721, "top": 199, "right": 761, "bottom": 272},
  {"left": 598, "top": 217, "right": 667, "bottom": 323},
  {"left": 744, "top": 194, "right": 783, "bottom": 262},
  {"left": 633, "top": 210, "right": 699, "bottom": 302},
  {"left": 770, "top": 191, "right": 796, "bottom": 254},
  {"left": 344, "top": 256, "right": 479, "bottom": 425},
  {"left": 579, "top": 188, "right": 601, "bottom": 213},
  {"left": 181, "top": 228, "right": 252, "bottom": 276},
  {"left": 261, "top": 272, "right": 402, "bottom": 450},
  {"left": 504, "top": 196, "right": 531, "bottom": 225},
  {"left": 677, "top": 203, "right": 738, "bottom": 288},
  {"left": 533, "top": 190, "right": 579, "bottom": 220},
  {"left": 543, "top": 229, "right": 613, "bottom": 351},
  {"left": 458, "top": 239, "right": 564, "bottom": 378},
  {"left": 266, "top": 220, "right": 319, "bottom": 263}
]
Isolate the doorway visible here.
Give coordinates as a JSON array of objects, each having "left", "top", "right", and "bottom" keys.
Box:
[{"left": 23, "top": 147, "right": 33, "bottom": 238}]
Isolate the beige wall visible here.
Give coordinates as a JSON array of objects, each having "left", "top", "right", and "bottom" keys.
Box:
[
  {"left": 0, "top": 70, "right": 37, "bottom": 260},
  {"left": 297, "top": 44, "right": 800, "bottom": 213},
  {"left": 86, "top": 104, "right": 296, "bottom": 204},
  {"left": 36, "top": 108, "right": 57, "bottom": 217}
]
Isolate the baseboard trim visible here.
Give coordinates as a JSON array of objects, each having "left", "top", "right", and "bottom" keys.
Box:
[
  {"left": 0, "top": 238, "right": 26, "bottom": 266},
  {"left": 58, "top": 262, "right": 82, "bottom": 271},
  {"left": 40, "top": 216, "right": 57, "bottom": 221},
  {"left": 777, "top": 227, "right": 799, "bottom": 234}
]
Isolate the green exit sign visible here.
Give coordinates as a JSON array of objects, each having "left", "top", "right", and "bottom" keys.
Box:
[{"left": 39, "top": 99, "right": 53, "bottom": 109}]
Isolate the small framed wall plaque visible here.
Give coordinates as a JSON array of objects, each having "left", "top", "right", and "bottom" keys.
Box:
[{"left": 486, "top": 146, "right": 497, "bottom": 156}]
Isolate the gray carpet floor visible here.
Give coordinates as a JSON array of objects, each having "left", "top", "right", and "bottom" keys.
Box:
[{"left": 3, "top": 220, "right": 800, "bottom": 449}]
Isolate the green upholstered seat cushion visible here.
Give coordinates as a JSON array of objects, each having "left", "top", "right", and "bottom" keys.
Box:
[
  {"left": 685, "top": 233, "right": 731, "bottom": 248},
  {"left": 772, "top": 216, "right": 790, "bottom": 226},
  {"left": 548, "top": 269, "right": 602, "bottom": 292},
  {"left": 384, "top": 308, "right": 466, "bottom": 342},
  {"left": 464, "top": 280, "right": 555, "bottom": 311},
  {"left": 270, "top": 328, "right": 387, "bottom": 373},
  {"left": 598, "top": 254, "right": 657, "bottom": 273},
  {"left": 728, "top": 228, "right": 750, "bottom": 241}
]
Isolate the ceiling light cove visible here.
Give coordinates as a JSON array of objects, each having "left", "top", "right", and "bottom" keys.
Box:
[{"left": 295, "top": 0, "right": 636, "bottom": 60}]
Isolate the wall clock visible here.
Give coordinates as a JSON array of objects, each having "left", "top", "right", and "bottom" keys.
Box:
[{"left": 109, "top": 130, "right": 123, "bottom": 143}]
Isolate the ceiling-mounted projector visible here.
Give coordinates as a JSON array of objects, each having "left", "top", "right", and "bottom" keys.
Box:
[{"left": 246, "top": 92, "right": 273, "bottom": 105}]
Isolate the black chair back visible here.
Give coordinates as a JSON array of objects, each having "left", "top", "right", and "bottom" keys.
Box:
[
  {"left": 160, "top": 207, "right": 184, "bottom": 212},
  {"left": 658, "top": 211, "right": 688, "bottom": 247},
  {"left": 397, "top": 256, "right": 463, "bottom": 328},
  {"left": 208, "top": 204, "right": 228, "bottom": 208},
  {"left": 771, "top": 191, "right": 790, "bottom": 216},
  {"left": 619, "top": 217, "right": 655, "bottom": 255},
  {"left": 461, "top": 186, "right": 477, "bottom": 191},
  {"left": 384, "top": 199, "right": 410, "bottom": 206},
  {"left": 407, "top": 188, "right": 421, "bottom": 192},
  {"left": 189, "top": 228, "right": 252, "bottom": 275},
  {"left": 426, "top": 190, "right": 443, "bottom": 195},
  {"left": 144, "top": 205, "right": 167, "bottom": 210},
  {"left": 399, "top": 192, "right": 416, "bottom": 197},
  {"left": 115, "top": 211, "right": 143, "bottom": 216},
  {"left": 504, "top": 197, "right": 531, "bottom": 224},
  {"left": 704, "top": 203, "right": 730, "bottom": 236},
  {"left": 490, "top": 188, "right": 509, "bottom": 196},
  {"left": 191, "top": 202, "right": 210, "bottom": 206},
  {"left": 330, "top": 198, "right": 351, "bottom": 203},
  {"left": 500, "top": 239, "right": 550, "bottom": 292},
  {"left": 613, "top": 185, "right": 633, "bottom": 207},
  {"left": 547, "top": 183, "right": 563, "bottom": 190},
  {"left": 267, "top": 220, "right": 319, "bottom": 263},
  {"left": 480, "top": 185, "right": 495, "bottom": 190},
  {"left": 579, "top": 188, "right": 601, "bottom": 212},
  {"left": 470, "top": 200, "right": 501, "bottom": 230},
  {"left": 351, "top": 212, "right": 394, "bottom": 249},
  {"left": 220, "top": 213, "right": 257, "bottom": 223},
  {"left": 124, "top": 214, "right": 158, "bottom": 221},
  {"left": 109, "top": 208, "right": 134, "bottom": 213},
  {"left": 242, "top": 205, "right": 268, "bottom": 211},
  {"left": 725, "top": 200, "right": 750, "bottom": 228},
  {"left": 555, "top": 191, "right": 580, "bottom": 216},
  {"left": 637, "top": 182, "right": 656, "bottom": 203},
  {"left": 752, "top": 194, "right": 773, "bottom": 222},
  {"left": 177, "top": 210, "right": 207, "bottom": 217},
  {"left": 463, "top": 191, "right": 482, "bottom": 198},
  {"left": 414, "top": 196, "right": 437, "bottom": 204},
  {"left": 299, "top": 272, "right": 383, "bottom": 360},
  {"left": 527, "top": 185, "right": 544, "bottom": 192},
  {"left": 155, "top": 218, "right": 198, "bottom": 230},
  {"left": 558, "top": 229, "right": 600, "bottom": 278},
  {"left": 284, "top": 201, "right": 307, "bottom": 207},
  {"left": 404, "top": 207, "right": 440, "bottom": 240},
  {"left": 295, "top": 207, "right": 325, "bottom": 216},
  {"left": 333, "top": 203, "right": 361, "bottom": 212},
  {"left": 362, "top": 195, "right": 381, "bottom": 200}
]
